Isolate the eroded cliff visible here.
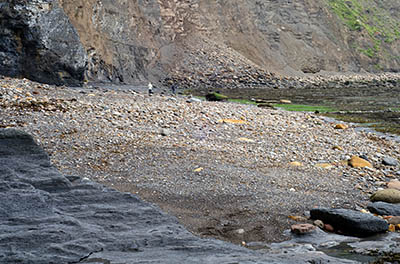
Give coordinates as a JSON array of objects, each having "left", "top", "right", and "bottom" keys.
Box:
[
  {"left": 60, "top": 0, "right": 400, "bottom": 85},
  {"left": 1, "top": 0, "right": 400, "bottom": 86}
]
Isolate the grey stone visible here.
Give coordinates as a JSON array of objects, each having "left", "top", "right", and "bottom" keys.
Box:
[
  {"left": 310, "top": 208, "right": 389, "bottom": 237},
  {"left": 383, "top": 156, "right": 399, "bottom": 166},
  {"left": 0, "top": 128, "right": 356, "bottom": 263},
  {"left": 160, "top": 128, "right": 171, "bottom": 136},
  {"left": 186, "top": 97, "right": 202, "bottom": 103},
  {"left": 0, "top": 0, "right": 87, "bottom": 86},
  {"left": 368, "top": 202, "right": 400, "bottom": 216}
]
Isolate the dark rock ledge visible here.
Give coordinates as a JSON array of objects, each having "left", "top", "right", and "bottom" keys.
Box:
[{"left": 0, "top": 128, "right": 357, "bottom": 263}]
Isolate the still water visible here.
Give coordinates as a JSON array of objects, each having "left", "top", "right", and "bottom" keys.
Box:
[{"left": 215, "top": 83, "right": 400, "bottom": 135}]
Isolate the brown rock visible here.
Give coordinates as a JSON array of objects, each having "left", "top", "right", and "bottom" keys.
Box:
[
  {"left": 371, "top": 189, "right": 400, "bottom": 203},
  {"left": 388, "top": 180, "right": 400, "bottom": 191},
  {"left": 289, "top": 161, "right": 303, "bottom": 167},
  {"left": 334, "top": 124, "right": 348, "bottom": 129},
  {"left": 388, "top": 216, "right": 400, "bottom": 225},
  {"left": 332, "top": 145, "right": 343, "bottom": 151},
  {"left": 290, "top": 223, "right": 316, "bottom": 235},
  {"left": 324, "top": 224, "right": 334, "bottom": 232},
  {"left": 348, "top": 156, "right": 373, "bottom": 168},
  {"left": 315, "top": 163, "right": 334, "bottom": 169}
]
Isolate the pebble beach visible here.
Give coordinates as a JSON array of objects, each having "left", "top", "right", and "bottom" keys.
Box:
[{"left": 1, "top": 75, "right": 400, "bottom": 244}]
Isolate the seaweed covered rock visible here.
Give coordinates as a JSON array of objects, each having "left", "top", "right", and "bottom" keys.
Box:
[{"left": 205, "top": 92, "right": 228, "bottom": 102}]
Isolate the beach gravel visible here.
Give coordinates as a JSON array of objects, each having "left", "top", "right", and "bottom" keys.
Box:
[{"left": 1, "top": 76, "right": 400, "bottom": 243}]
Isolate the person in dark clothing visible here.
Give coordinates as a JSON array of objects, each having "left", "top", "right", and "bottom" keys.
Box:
[
  {"left": 171, "top": 83, "right": 177, "bottom": 95},
  {"left": 148, "top": 82, "right": 153, "bottom": 95}
]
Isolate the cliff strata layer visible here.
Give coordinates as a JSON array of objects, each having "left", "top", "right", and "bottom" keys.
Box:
[{"left": 1, "top": 0, "right": 400, "bottom": 86}]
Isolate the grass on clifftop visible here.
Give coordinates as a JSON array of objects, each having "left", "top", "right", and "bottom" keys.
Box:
[{"left": 326, "top": 0, "right": 400, "bottom": 57}]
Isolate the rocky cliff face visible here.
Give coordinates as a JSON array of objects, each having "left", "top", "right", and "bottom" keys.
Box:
[
  {"left": 1, "top": 0, "right": 400, "bottom": 86},
  {"left": 0, "top": 0, "right": 87, "bottom": 86},
  {"left": 60, "top": 0, "right": 400, "bottom": 85}
]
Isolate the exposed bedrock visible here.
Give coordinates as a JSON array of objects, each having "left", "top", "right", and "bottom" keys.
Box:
[{"left": 0, "top": 0, "right": 87, "bottom": 86}]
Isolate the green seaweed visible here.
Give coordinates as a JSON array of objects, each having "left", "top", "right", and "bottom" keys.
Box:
[{"left": 273, "top": 104, "right": 337, "bottom": 113}]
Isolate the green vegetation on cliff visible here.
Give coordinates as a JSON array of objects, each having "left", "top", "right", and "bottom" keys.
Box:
[{"left": 326, "top": 0, "right": 400, "bottom": 58}]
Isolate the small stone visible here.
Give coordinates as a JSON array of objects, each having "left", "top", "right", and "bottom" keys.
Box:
[
  {"left": 288, "top": 215, "right": 308, "bottom": 222},
  {"left": 290, "top": 223, "right": 316, "bottom": 235},
  {"left": 279, "top": 99, "right": 292, "bottom": 104},
  {"left": 238, "top": 137, "right": 255, "bottom": 143},
  {"left": 332, "top": 146, "right": 343, "bottom": 151},
  {"left": 370, "top": 189, "right": 400, "bottom": 203},
  {"left": 388, "top": 180, "right": 400, "bottom": 191},
  {"left": 324, "top": 224, "right": 334, "bottom": 232},
  {"left": 217, "top": 119, "right": 247, "bottom": 124},
  {"left": 193, "top": 167, "right": 203, "bottom": 173},
  {"left": 383, "top": 156, "right": 399, "bottom": 166},
  {"left": 313, "top": 220, "right": 324, "bottom": 229},
  {"left": 186, "top": 97, "right": 202, "bottom": 103},
  {"left": 289, "top": 161, "right": 303, "bottom": 167},
  {"left": 348, "top": 156, "right": 373, "bottom": 168},
  {"left": 234, "top": 228, "right": 245, "bottom": 235},
  {"left": 315, "top": 163, "right": 334, "bottom": 169},
  {"left": 334, "top": 124, "right": 348, "bottom": 129},
  {"left": 160, "top": 128, "right": 171, "bottom": 136}
]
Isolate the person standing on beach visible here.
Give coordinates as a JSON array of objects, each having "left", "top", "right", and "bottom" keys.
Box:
[
  {"left": 148, "top": 82, "right": 153, "bottom": 95},
  {"left": 171, "top": 83, "right": 177, "bottom": 95}
]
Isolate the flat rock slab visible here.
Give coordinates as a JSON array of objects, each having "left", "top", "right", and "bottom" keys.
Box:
[
  {"left": 368, "top": 202, "right": 400, "bottom": 216},
  {"left": 0, "top": 128, "right": 356, "bottom": 263},
  {"left": 310, "top": 208, "right": 388, "bottom": 237}
]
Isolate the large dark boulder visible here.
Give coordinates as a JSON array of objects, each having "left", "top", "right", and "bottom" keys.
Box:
[
  {"left": 0, "top": 0, "right": 87, "bottom": 86},
  {"left": 368, "top": 202, "right": 400, "bottom": 216},
  {"left": 310, "top": 208, "right": 389, "bottom": 237}
]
